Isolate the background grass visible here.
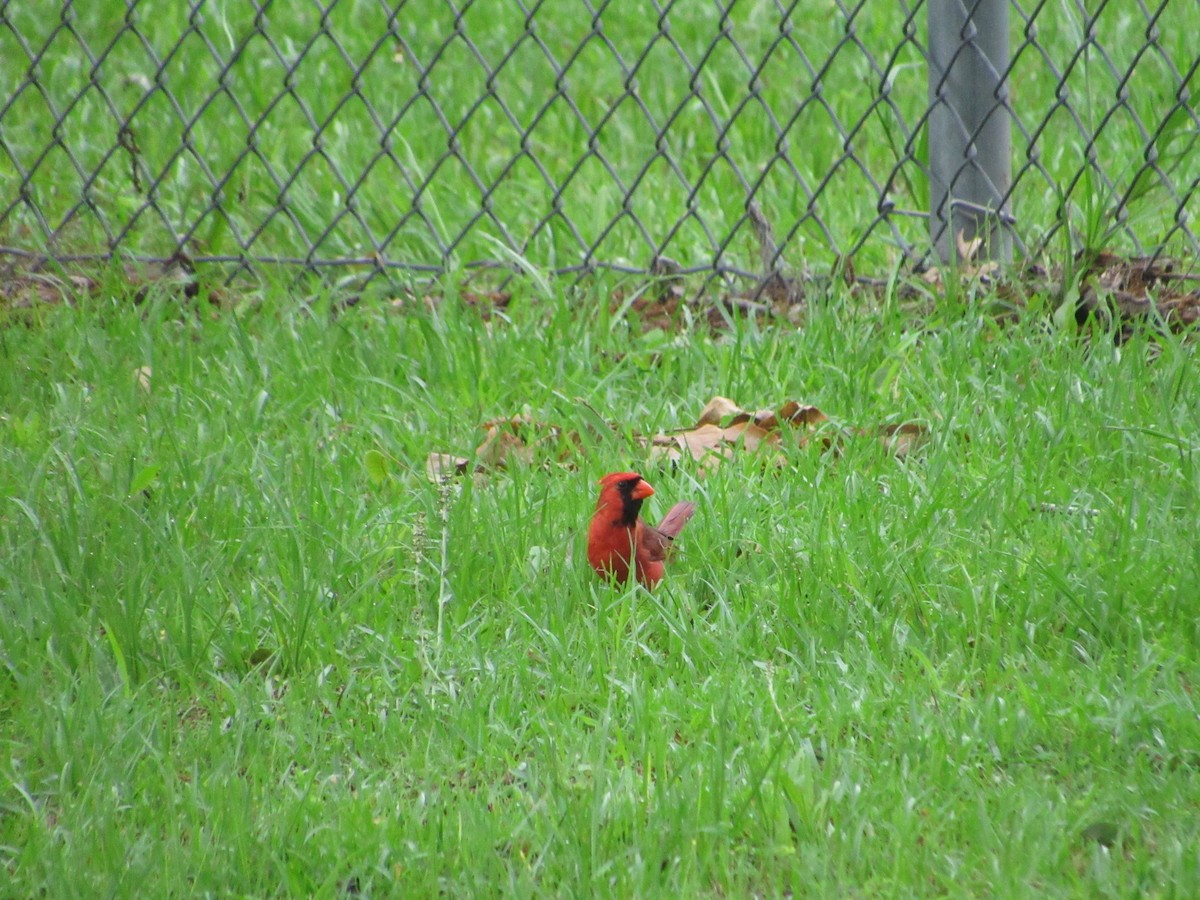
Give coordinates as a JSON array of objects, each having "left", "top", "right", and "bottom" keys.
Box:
[
  {"left": 2, "top": 4, "right": 1199, "bottom": 893},
  {"left": 1, "top": 0, "right": 1197, "bottom": 275},
  {"left": 1, "top": 277, "right": 1199, "bottom": 895}
]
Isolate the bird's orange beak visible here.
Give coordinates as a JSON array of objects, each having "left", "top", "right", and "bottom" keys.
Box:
[{"left": 631, "top": 479, "right": 654, "bottom": 500}]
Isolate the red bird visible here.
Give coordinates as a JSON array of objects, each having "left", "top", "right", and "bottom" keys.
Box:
[{"left": 587, "top": 472, "right": 696, "bottom": 589}]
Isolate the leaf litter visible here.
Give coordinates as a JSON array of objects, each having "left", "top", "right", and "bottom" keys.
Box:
[
  {"left": 424, "top": 396, "right": 932, "bottom": 483},
  {"left": 3, "top": 238, "right": 1197, "bottom": 342}
]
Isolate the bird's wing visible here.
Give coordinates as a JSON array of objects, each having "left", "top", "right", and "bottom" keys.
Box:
[{"left": 638, "top": 502, "right": 696, "bottom": 562}]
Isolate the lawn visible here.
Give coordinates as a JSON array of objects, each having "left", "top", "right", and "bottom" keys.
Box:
[
  {"left": 2, "top": 1, "right": 1199, "bottom": 894},
  {"left": 1, "top": 278, "right": 1198, "bottom": 896}
]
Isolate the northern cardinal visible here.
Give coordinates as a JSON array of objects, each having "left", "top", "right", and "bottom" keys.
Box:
[{"left": 587, "top": 472, "right": 696, "bottom": 589}]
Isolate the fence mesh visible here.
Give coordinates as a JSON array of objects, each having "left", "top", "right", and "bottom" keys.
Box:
[{"left": 1, "top": 0, "right": 1197, "bottom": 285}]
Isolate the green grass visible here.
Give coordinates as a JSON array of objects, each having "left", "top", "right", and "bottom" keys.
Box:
[
  {"left": 1, "top": 1, "right": 1197, "bottom": 274},
  {"left": 1, "top": 278, "right": 1199, "bottom": 895}
]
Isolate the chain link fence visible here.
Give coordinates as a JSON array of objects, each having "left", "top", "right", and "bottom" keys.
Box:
[{"left": 1, "top": 0, "right": 1197, "bottom": 286}]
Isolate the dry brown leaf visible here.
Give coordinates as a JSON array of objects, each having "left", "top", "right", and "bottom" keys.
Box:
[
  {"left": 695, "top": 396, "right": 744, "bottom": 427},
  {"left": 956, "top": 228, "right": 983, "bottom": 264},
  {"left": 721, "top": 420, "right": 777, "bottom": 452},
  {"left": 751, "top": 409, "right": 781, "bottom": 430},
  {"left": 1160, "top": 291, "right": 1200, "bottom": 329},
  {"left": 918, "top": 232, "right": 1003, "bottom": 288},
  {"left": 650, "top": 423, "right": 726, "bottom": 464},
  {"left": 426, "top": 453, "right": 469, "bottom": 482},
  {"left": 875, "top": 422, "right": 930, "bottom": 457},
  {"left": 778, "top": 401, "right": 828, "bottom": 427},
  {"left": 647, "top": 439, "right": 683, "bottom": 465},
  {"left": 651, "top": 397, "right": 834, "bottom": 468},
  {"left": 649, "top": 416, "right": 789, "bottom": 471},
  {"left": 476, "top": 425, "right": 535, "bottom": 470},
  {"left": 427, "top": 413, "right": 586, "bottom": 482}
]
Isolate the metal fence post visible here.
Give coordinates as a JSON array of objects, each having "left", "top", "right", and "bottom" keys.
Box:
[{"left": 927, "top": 0, "right": 1013, "bottom": 264}]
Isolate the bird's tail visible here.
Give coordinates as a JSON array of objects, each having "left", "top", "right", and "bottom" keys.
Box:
[{"left": 657, "top": 501, "right": 696, "bottom": 537}]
